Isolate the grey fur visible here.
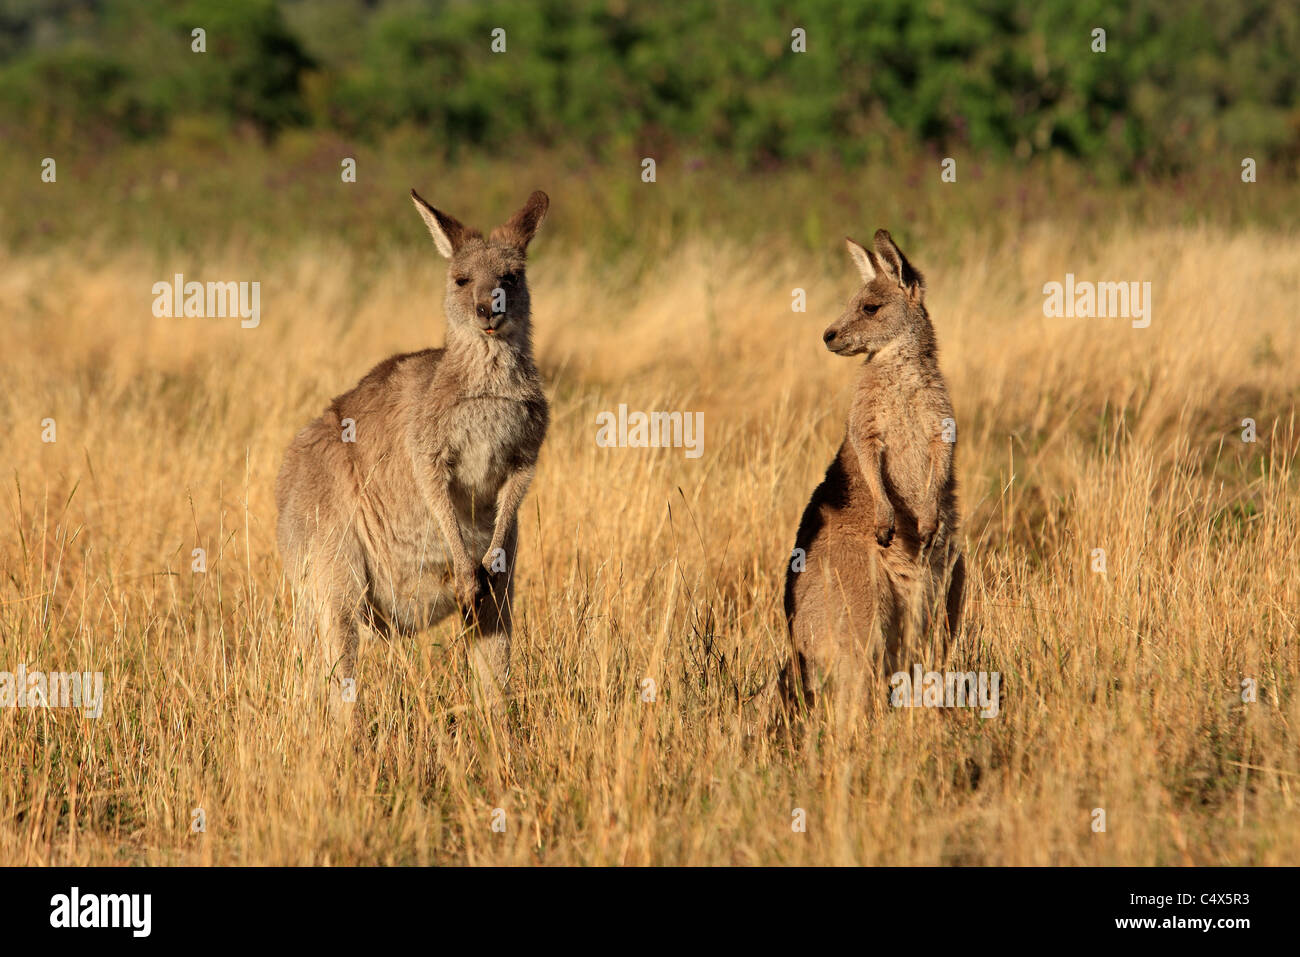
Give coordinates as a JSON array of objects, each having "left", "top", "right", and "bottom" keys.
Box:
[
  {"left": 275, "top": 190, "right": 551, "bottom": 714},
  {"left": 780, "top": 230, "right": 965, "bottom": 713}
]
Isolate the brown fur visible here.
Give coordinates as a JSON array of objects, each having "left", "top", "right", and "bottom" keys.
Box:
[
  {"left": 780, "top": 230, "right": 965, "bottom": 713},
  {"left": 275, "top": 190, "right": 551, "bottom": 715}
]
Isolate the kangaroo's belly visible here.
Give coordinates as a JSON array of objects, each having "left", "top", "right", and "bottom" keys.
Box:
[
  {"left": 355, "top": 487, "right": 494, "bottom": 633},
  {"left": 354, "top": 500, "right": 444, "bottom": 628}
]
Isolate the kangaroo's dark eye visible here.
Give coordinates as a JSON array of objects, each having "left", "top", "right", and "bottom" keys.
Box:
[
  {"left": 863, "top": 303, "right": 880, "bottom": 315},
  {"left": 501, "top": 272, "right": 518, "bottom": 285},
  {"left": 454, "top": 276, "right": 470, "bottom": 287}
]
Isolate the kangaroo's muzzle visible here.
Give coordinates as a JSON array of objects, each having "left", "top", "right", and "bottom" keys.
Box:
[{"left": 475, "top": 301, "right": 504, "bottom": 333}]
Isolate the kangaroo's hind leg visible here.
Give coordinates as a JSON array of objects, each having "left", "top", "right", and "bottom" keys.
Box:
[
  {"left": 465, "top": 523, "right": 516, "bottom": 718},
  {"left": 943, "top": 551, "right": 966, "bottom": 657},
  {"left": 288, "top": 533, "right": 369, "bottom": 737}
]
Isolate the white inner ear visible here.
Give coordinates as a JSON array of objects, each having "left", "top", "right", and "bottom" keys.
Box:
[
  {"left": 847, "top": 242, "right": 876, "bottom": 283},
  {"left": 879, "top": 252, "right": 904, "bottom": 286},
  {"left": 412, "top": 200, "right": 454, "bottom": 258}
]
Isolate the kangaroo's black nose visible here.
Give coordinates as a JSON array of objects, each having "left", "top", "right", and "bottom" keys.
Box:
[
  {"left": 823, "top": 328, "right": 836, "bottom": 344},
  {"left": 475, "top": 302, "right": 492, "bottom": 319}
]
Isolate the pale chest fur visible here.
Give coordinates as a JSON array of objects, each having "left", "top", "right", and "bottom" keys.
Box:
[
  {"left": 853, "top": 362, "right": 953, "bottom": 511},
  {"left": 446, "top": 395, "right": 537, "bottom": 502},
  {"left": 432, "top": 344, "right": 546, "bottom": 522}
]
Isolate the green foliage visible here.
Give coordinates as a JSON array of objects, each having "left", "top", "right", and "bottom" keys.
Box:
[
  {"left": 0, "top": 0, "right": 311, "bottom": 142},
  {"left": 1, "top": 0, "right": 1297, "bottom": 176}
]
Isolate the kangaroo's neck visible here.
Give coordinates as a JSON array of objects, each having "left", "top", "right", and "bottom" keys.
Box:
[
  {"left": 862, "top": 332, "right": 937, "bottom": 373},
  {"left": 443, "top": 322, "right": 539, "bottom": 395}
]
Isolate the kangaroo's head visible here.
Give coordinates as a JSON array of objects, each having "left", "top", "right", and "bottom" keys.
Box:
[
  {"left": 409, "top": 189, "right": 549, "bottom": 351},
  {"left": 822, "top": 229, "right": 931, "bottom": 360}
]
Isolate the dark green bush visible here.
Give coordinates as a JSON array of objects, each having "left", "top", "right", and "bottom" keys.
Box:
[{"left": 0, "top": 0, "right": 1296, "bottom": 177}]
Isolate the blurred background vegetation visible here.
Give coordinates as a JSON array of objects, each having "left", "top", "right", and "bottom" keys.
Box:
[{"left": 1, "top": 0, "right": 1297, "bottom": 256}]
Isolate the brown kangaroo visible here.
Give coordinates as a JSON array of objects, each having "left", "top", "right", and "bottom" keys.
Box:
[
  {"left": 780, "top": 230, "right": 965, "bottom": 713},
  {"left": 275, "top": 190, "right": 550, "bottom": 715}
]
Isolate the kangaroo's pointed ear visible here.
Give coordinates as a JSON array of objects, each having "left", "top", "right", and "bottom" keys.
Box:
[
  {"left": 873, "top": 229, "right": 925, "bottom": 301},
  {"left": 490, "top": 190, "right": 549, "bottom": 250},
  {"left": 845, "top": 236, "right": 880, "bottom": 284},
  {"left": 410, "top": 189, "right": 475, "bottom": 258}
]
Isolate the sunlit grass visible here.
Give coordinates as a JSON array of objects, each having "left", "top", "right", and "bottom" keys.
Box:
[{"left": 1, "top": 202, "right": 1298, "bottom": 864}]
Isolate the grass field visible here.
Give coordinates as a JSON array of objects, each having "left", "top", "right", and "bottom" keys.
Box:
[{"left": 2, "top": 162, "right": 1299, "bottom": 864}]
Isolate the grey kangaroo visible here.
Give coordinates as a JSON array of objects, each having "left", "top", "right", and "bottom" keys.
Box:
[
  {"left": 780, "top": 229, "right": 965, "bottom": 713},
  {"left": 276, "top": 189, "right": 550, "bottom": 714}
]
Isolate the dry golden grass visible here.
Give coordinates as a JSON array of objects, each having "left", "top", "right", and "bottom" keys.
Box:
[{"left": 2, "top": 221, "right": 1298, "bottom": 865}]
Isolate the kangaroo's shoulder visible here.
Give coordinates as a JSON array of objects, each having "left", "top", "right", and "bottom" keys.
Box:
[
  {"left": 356, "top": 347, "right": 444, "bottom": 393},
  {"left": 325, "top": 348, "right": 444, "bottom": 416}
]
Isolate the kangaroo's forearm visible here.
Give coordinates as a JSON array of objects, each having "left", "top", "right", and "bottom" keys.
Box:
[
  {"left": 414, "top": 454, "right": 476, "bottom": 573},
  {"left": 916, "top": 433, "right": 952, "bottom": 537},
  {"left": 852, "top": 432, "right": 889, "bottom": 502},
  {"left": 925, "top": 434, "right": 952, "bottom": 504},
  {"left": 431, "top": 486, "right": 476, "bottom": 571},
  {"left": 486, "top": 464, "right": 535, "bottom": 559}
]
